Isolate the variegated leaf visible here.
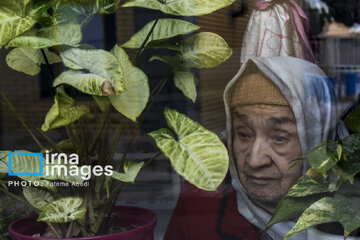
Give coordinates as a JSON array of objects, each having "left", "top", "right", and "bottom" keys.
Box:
[
  {"left": 266, "top": 196, "right": 320, "bottom": 231},
  {"left": 122, "top": 18, "right": 199, "bottom": 49},
  {"left": 23, "top": 187, "right": 54, "bottom": 210},
  {"left": 149, "top": 108, "right": 228, "bottom": 191},
  {"left": 38, "top": 197, "right": 86, "bottom": 223},
  {"left": 122, "top": 0, "right": 235, "bottom": 16},
  {"left": 7, "top": 23, "right": 82, "bottom": 49},
  {"left": 59, "top": 46, "right": 124, "bottom": 95},
  {"left": 334, "top": 183, "right": 360, "bottom": 236},
  {"left": 6, "top": 48, "right": 61, "bottom": 76},
  {"left": 284, "top": 197, "right": 336, "bottom": 240},
  {"left": 286, "top": 176, "right": 332, "bottom": 197},
  {"left": 0, "top": 0, "right": 53, "bottom": 47},
  {"left": 41, "top": 88, "right": 90, "bottom": 131},
  {"left": 111, "top": 158, "right": 144, "bottom": 183},
  {"left": 108, "top": 45, "right": 149, "bottom": 121},
  {"left": 160, "top": 32, "right": 232, "bottom": 68},
  {"left": 174, "top": 71, "right": 196, "bottom": 103},
  {"left": 304, "top": 141, "right": 342, "bottom": 176}
]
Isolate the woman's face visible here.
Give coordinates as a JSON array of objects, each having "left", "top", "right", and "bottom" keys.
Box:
[{"left": 232, "top": 104, "right": 303, "bottom": 203}]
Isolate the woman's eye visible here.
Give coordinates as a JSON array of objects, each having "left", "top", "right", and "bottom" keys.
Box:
[
  {"left": 273, "top": 136, "right": 288, "bottom": 144},
  {"left": 238, "top": 132, "right": 250, "bottom": 140}
]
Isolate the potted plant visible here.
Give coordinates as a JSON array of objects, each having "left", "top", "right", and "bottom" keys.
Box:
[
  {"left": 266, "top": 105, "right": 360, "bottom": 239},
  {"left": 0, "top": 0, "right": 233, "bottom": 238}
]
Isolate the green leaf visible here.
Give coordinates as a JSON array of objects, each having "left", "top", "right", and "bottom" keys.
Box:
[
  {"left": 149, "top": 108, "right": 228, "bottom": 191},
  {"left": 99, "top": 0, "right": 121, "bottom": 14},
  {"left": 266, "top": 195, "right": 320, "bottom": 231},
  {"left": 54, "top": 0, "right": 120, "bottom": 25},
  {"left": 174, "top": 71, "right": 196, "bottom": 103},
  {"left": 304, "top": 141, "right": 342, "bottom": 176},
  {"left": 56, "top": 139, "right": 76, "bottom": 152},
  {"left": 338, "top": 151, "right": 360, "bottom": 183},
  {"left": 0, "top": 0, "right": 53, "bottom": 47},
  {"left": 0, "top": 151, "right": 10, "bottom": 173},
  {"left": 6, "top": 48, "right": 61, "bottom": 76},
  {"left": 149, "top": 54, "right": 181, "bottom": 68},
  {"left": 284, "top": 197, "right": 336, "bottom": 240},
  {"left": 122, "top": 18, "right": 199, "bottom": 49},
  {"left": 7, "top": 23, "right": 82, "bottom": 49},
  {"left": 23, "top": 187, "right": 54, "bottom": 211},
  {"left": 0, "top": 151, "right": 10, "bottom": 160},
  {"left": 111, "top": 159, "right": 144, "bottom": 183},
  {"left": 286, "top": 176, "right": 332, "bottom": 197},
  {"left": 345, "top": 106, "right": 360, "bottom": 133},
  {"left": 334, "top": 182, "right": 360, "bottom": 235},
  {"left": 108, "top": 45, "right": 149, "bottom": 121},
  {"left": 0, "top": 160, "right": 7, "bottom": 174},
  {"left": 342, "top": 133, "right": 360, "bottom": 156},
  {"left": 54, "top": 0, "right": 97, "bottom": 26},
  {"left": 93, "top": 96, "right": 111, "bottom": 112},
  {"left": 161, "top": 32, "right": 232, "bottom": 68},
  {"left": 38, "top": 197, "right": 86, "bottom": 223},
  {"left": 41, "top": 88, "right": 90, "bottom": 131},
  {"left": 53, "top": 70, "right": 117, "bottom": 96},
  {"left": 59, "top": 46, "right": 125, "bottom": 94},
  {"left": 122, "top": 0, "right": 235, "bottom": 16},
  {"left": 337, "top": 133, "right": 360, "bottom": 182}
]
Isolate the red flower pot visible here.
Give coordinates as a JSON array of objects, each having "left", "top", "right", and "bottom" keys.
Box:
[{"left": 9, "top": 206, "right": 157, "bottom": 240}]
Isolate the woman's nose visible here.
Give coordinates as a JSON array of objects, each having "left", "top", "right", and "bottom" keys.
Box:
[{"left": 247, "top": 138, "right": 272, "bottom": 169}]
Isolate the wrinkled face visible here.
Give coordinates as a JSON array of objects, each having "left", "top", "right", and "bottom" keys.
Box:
[{"left": 232, "top": 104, "right": 303, "bottom": 203}]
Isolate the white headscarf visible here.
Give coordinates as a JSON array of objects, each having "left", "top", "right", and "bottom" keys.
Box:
[{"left": 223, "top": 56, "right": 352, "bottom": 240}]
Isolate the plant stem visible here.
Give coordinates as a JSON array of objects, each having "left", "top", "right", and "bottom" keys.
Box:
[
  {"left": 89, "top": 111, "right": 108, "bottom": 153},
  {"left": 0, "top": 92, "right": 44, "bottom": 150},
  {"left": 105, "top": 124, "right": 123, "bottom": 165},
  {"left": 40, "top": 49, "right": 55, "bottom": 81},
  {"left": 132, "top": 13, "right": 161, "bottom": 64},
  {"left": 144, "top": 152, "right": 162, "bottom": 168},
  {"left": 65, "top": 221, "right": 74, "bottom": 238},
  {"left": 35, "top": 128, "right": 62, "bottom": 152},
  {"left": 47, "top": 223, "right": 63, "bottom": 239}
]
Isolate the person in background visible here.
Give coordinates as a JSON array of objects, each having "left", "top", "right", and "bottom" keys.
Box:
[{"left": 164, "top": 56, "right": 350, "bottom": 240}]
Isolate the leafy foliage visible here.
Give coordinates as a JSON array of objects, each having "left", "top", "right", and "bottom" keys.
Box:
[
  {"left": 0, "top": 0, "right": 233, "bottom": 237},
  {"left": 149, "top": 108, "right": 229, "bottom": 191},
  {"left": 267, "top": 107, "right": 360, "bottom": 238},
  {"left": 6, "top": 48, "right": 61, "bottom": 76},
  {"left": 122, "top": 0, "right": 235, "bottom": 16},
  {"left": 122, "top": 18, "right": 199, "bottom": 49},
  {"left": 41, "top": 88, "right": 91, "bottom": 131}
]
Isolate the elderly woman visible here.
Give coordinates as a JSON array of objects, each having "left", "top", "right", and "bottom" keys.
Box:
[{"left": 164, "top": 56, "right": 349, "bottom": 240}]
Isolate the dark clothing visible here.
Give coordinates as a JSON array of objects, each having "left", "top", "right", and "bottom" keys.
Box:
[{"left": 164, "top": 180, "right": 260, "bottom": 240}]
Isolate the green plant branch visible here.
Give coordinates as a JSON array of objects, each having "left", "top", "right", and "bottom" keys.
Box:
[
  {"left": 65, "top": 221, "right": 74, "bottom": 238},
  {"left": 47, "top": 223, "right": 63, "bottom": 239},
  {"left": 132, "top": 13, "right": 161, "bottom": 64},
  {"left": 40, "top": 49, "right": 56, "bottom": 96},
  {"left": 92, "top": 182, "right": 124, "bottom": 235},
  {"left": 144, "top": 152, "right": 162, "bottom": 168},
  {"left": 35, "top": 128, "right": 62, "bottom": 152},
  {"left": 89, "top": 111, "right": 108, "bottom": 153},
  {"left": 105, "top": 124, "right": 123, "bottom": 165},
  {"left": 0, "top": 92, "right": 44, "bottom": 150}
]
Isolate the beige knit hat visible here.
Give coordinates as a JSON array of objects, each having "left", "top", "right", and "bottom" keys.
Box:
[{"left": 231, "top": 72, "right": 289, "bottom": 108}]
